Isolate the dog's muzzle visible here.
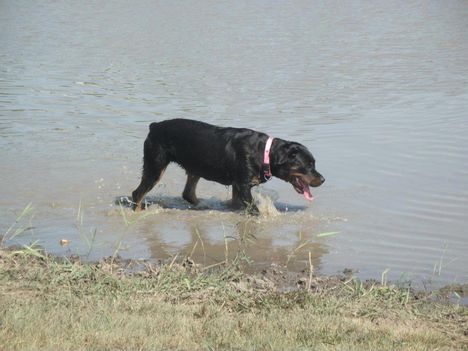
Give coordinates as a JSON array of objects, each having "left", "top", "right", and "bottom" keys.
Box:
[{"left": 289, "top": 172, "right": 325, "bottom": 201}]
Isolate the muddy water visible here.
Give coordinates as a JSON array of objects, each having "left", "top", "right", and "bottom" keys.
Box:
[{"left": 1, "top": 1, "right": 468, "bottom": 287}]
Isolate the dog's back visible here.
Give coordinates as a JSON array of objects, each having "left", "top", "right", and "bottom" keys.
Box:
[{"left": 146, "top": 119, "right": 258, "bottom": 184}]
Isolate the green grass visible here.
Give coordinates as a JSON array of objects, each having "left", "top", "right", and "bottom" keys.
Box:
[
  {"left": 0, "top": 202, "right": 35, "bottom": 246},
  {"left": 1, "top": 248, "right": 467, "bottom": 351}
]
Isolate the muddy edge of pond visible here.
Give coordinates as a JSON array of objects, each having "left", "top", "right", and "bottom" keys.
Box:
[{"left": 1, "top": 246, "right": 466, "bottom": 304}]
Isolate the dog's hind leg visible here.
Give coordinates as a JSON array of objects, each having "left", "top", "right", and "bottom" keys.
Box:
[
  {"left": 182, "top": 173, "right": 200, "bottom": 205},
  {"left": 132, "top": 138, "right": 168, "bottom": 211}
]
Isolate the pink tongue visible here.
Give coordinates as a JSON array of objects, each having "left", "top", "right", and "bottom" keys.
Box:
[{"left": 302, "top": 182, "right": 314, "bottom": 201}]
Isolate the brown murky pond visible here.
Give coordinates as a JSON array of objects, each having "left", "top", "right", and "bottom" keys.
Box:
[{"left": 1, "top": 1, "right": 467, "bottom": 288}]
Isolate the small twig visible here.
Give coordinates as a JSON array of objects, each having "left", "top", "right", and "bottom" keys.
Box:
[
  {"left": 224, "top": 234, "right": 229, "bottom": 264},
  {"left": 202, "top": 260, "right": 227, "bottom": 271},
  {"left": 189, "top": 240, "right": 199, "bottom": 258},
  {"left": 194, "top": 228, "right": 206, "bottom": 262},
  {"left": 169, "top": 253, "right": 179, "bottom": 269},
  {"left": 307, "top": 251, "right": 314, "bottom": 291}
]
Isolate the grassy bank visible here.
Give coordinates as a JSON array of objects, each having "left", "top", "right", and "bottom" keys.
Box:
[{"left": 0, "top": 248, "right": 467, "bottom": 351}]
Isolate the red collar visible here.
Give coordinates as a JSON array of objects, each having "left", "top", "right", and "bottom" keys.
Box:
[{"left": 262, "top": 136, "right": 274, "bottom": 181}]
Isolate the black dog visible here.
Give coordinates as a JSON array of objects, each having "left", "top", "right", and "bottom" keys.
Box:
[{"left": 132, "top": 119, "right": 324, "bottom": 214}]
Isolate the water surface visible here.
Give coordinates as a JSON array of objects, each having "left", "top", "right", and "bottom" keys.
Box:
[{"left": 1, "top": 0, "right": 467, "bottom": 288}]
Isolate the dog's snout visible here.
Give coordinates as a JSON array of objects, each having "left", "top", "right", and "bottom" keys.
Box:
[{"left": 313, "top": 170, "right": 325, "bottom": 185}]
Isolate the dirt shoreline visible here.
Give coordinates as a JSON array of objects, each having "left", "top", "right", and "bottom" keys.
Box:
[
  {"left": 1, "top": 242, "right": 468, "bottom": 306},
  {"left": 1, "top": 246, "right": 467, "bottom": 350},
  {"left": 37, "top": 244, "right": 468, "bottom": 299}
]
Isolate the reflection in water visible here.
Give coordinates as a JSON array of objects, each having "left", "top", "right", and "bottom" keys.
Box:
[
  {"left": 115, "top": 194, "right": 327, "bottom": 270},
  {"left": 144, "top": 213, "right": 328, "bottom": 272},
  {"left": 116, "top": 194, "right": 328, "bottom": 271}
]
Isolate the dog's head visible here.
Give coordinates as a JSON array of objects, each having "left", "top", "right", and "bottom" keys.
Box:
[{"left": 272, "top": 140, "right": 325, "bottom": 201}]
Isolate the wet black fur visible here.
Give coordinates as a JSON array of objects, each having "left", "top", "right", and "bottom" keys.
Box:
[{"left": 132, "top": 118, "right": 324, "bottom": 214}]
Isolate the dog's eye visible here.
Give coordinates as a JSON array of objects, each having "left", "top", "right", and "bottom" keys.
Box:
[{"left": 288, "top": 151, "right": 297, "bottom": 159}]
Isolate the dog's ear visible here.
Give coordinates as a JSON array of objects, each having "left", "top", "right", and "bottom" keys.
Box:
[
  {"left": 276, "top": 142, "right": 300, "bottom": 165},
  {"left": 288, "top": 145, "right": 300, "bottom": 159}
]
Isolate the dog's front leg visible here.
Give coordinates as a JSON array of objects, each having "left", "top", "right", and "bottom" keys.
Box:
[{"left": 232, "top": 183, "right": 259, "bottom": 215}]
